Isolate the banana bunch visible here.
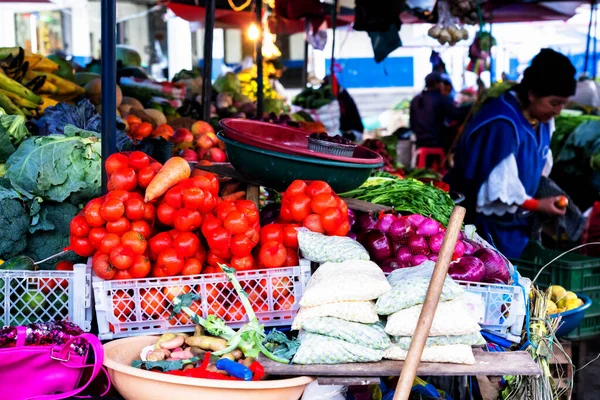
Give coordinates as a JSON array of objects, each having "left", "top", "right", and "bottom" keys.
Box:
[{"left": 0, "top": 47, "right": 84, "bottom": 117}]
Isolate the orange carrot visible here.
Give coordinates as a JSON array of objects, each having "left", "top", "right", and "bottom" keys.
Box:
[
  {"left": 220, "top": 191, "right": 246, "bottom": 201},
  {"left": 144, "top": 157, "right": 191, "bottom": 202}
]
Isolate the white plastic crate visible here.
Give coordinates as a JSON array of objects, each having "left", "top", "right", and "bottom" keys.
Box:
[
  {"left": 0, "top": 263, "right": 92, "bottom": 331},
  {"left": 93, "top": 260, "right": 312, "bottom": 340},
  {"left": 459, "top": 277, "right": 530, "bottom": 343}
]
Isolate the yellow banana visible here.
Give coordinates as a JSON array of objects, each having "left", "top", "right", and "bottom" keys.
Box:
[
  {"left": 0, "top": 70, "right": 42, "bottom": 104},
  {"left": 0, "top": 92, "right": 25, "bottom": 116},
  {"left": 0, "top": 89, "right": 39, "bottom": 109},
  {"left": 39, "top": 95, "right": 59, "bottom": 112},
  {"left": 26, "top": 70, "right": 83, "bottom": 96}
]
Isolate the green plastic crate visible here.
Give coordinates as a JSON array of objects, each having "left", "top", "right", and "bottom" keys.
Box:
[{"left": 510, "top": 242, "right": 600, "bottom": 339}]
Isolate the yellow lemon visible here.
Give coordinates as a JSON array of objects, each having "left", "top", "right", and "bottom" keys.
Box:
[
  {"left": 546, "top": 300, "right": 558, "bottom": 315},
  {"left": 557, "top": 291, "right": 578, "bottom": 308},
  {"left": 550, "top": 285, "right": 567, "bottom": 302}
]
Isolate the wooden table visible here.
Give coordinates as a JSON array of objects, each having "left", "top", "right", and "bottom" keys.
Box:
[{"left": 260, "top": 349, "right": 540, "bottom": 386}]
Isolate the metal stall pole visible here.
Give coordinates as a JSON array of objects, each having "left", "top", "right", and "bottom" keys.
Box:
[
  {"left": 256, "top": 0, "right": 264, "bottom": 117},
  {"left": 101, "top": 0, "right": 117, "bottom": 193},
  {"left": 302, "top": 19, "right": 310, "bottom": 88},
  {"left": 202, "top": 0, "right": 216, "bottom": 120},
  {"left": 329, "top": 0, "right": 338, "bottom": 79}
]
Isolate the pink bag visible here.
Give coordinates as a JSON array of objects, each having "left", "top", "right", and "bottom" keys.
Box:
[{"left": 0, "top": 326, "right": 109, "bottom": 400}]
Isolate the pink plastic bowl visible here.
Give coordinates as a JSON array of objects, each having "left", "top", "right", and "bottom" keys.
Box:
[
  {"left": 219, "top": 118, "right": 384, "bottom": 165},
  {"left": 103, "top": 336, "right": 315, "bottom": 400}
]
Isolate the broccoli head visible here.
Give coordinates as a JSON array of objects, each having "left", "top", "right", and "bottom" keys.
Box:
[{"left": 0, "top": 198, "right": 29, "bottom": 260}]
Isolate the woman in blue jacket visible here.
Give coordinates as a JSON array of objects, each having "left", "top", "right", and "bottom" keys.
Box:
[{"left": 445, "top": 49, "right": 575, "bottom": 258}]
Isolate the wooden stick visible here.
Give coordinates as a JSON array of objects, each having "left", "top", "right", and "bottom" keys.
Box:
[{"left": 393, "top": 206, "right": 466, "bottom": 400}]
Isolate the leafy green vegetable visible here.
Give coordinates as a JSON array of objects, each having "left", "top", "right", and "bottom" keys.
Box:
[
  {"left": 132, "top": 358, "right": 199, "bottom": 372},
  {"left": 214, "top": 72, "right": 241, "bottom": 96},
  {"left": 263, "top": 330, "right": 300, "bottom": 361},
  {"left": 0, "top": 178, "right": 30, "bottom": 260},
  {"left": 0, "top": 114, "right": 29, "bottom": 162},
  {"left": 26, "top": 202, "right": 82, "bottom": 269},
  {"left": 552, "top": 114, "right": 600, "bottom": 157},
  {"left": 6, "top": 126, "right": 101, "bottom": 203},
  {"left": 340, "top": 178, "right": 455, "bottom": 226}
]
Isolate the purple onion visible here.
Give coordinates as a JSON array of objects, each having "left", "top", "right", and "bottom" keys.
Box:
[
  {"left": 411, "top": 254, "right": 429, "bottom": 266},
  {"left": 416, "top": 218, "right": 441, "bottom": 237},
  {"left": 347, "top": 209, "right": 356, "bottom": 228},
  {"left": 406, "top": 214, "right": 426, "bottom": 229},
  {"left": 474, "top": 248, "right": 511, "bottom": 284},
  {"left": 375, "top": 213, "right": 396, "bottom": 234},
  {"left": 428, "top": 232, "right": 445, "bottom": 254},
  {"left": 395, "top": 247, "right": 413, "bottom": 264},
  {"left": 389, "top": 218, "right": 410, "bottom": 240},
  {"left": 429, "top": 254, "right": 438, "bottom": 262},
  {"left": 347, "top": 231, "right": 358, "bottom": 240},
  {"left": 463, "top": 240, "right": 476, "bottom": 256},
  {"left": 453, "top": 240, "right": 466, "bottom": 259},
  {"left": 448, "top": 256, "right": 486, "bottom": 282},
  {"left": 360, "top": 229, "right": 392, "bottom": 261},
  {"left": 407, "top": 234, "right": 429, "bottom": 255},
  {"left": 380, "top": 258, "right": 404, "bottom": 273},
  {"left": 356, "top": 213, "right": 377, "bottom": 232}
]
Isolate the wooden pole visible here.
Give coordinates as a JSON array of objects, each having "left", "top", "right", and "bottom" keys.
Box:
[
  {"left": 255, "top": 0, "right": 264, "bottom": 117},
  {"left": 100, "top": 0, "right": 116, "bottom": 194},
  {"left": 393, "top": 206, "right": 466, "bottom": 400},
  {"left": 201, "top": 0, "right": 216, "bottom": 120}
]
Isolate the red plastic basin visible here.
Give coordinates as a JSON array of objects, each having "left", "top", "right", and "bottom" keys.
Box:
[{"left": 219, "top": 118, "right": 383, "bottom": 165}]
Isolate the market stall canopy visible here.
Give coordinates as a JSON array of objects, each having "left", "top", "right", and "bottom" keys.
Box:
[{"left": 166, "top": 0, "right": 353, "bottom": 31}]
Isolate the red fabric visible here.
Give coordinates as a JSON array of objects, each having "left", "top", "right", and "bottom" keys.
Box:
[
  {"left": 581, "top": 201, "right": 600, "bottom": 257},
  {"left": 521, "top": 198, "right": 540, "bottom": 212}
]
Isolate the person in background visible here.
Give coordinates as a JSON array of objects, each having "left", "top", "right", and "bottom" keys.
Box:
[
  {"left": 444, "top": 49, "right": 576, "bottom": 258},
  {"left": 323, "top": 75, "right": 364, "bottom": 141},
  {"left": 409, "top": 72, "right": 456, "bottom": 149},
  {"left": 440, "top": 73, "right": 454, "bottom": 99}
]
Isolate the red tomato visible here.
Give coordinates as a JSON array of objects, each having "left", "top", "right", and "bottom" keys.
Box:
[
  {"left": 230, "top": 234, "right": 254, "bottom": 257},
  {"left": 105, "top": 153, "right": 129, "bottom": 175},
  {"left": 128, "top": 151, "right": 150, "bottom": 171},
  {"left": 303, "top": 214, "right": 325, "bottom": 233},
  {"left": 205, "top": 227, "right": 231, "bottom": 254},
  {"left": 148, "top": 232, "right": 173, "bottom": 260},
  {"left": 288, "top": 194, "right": 312, "bottom": 222},
  {"left": 282, "top": 224, "right": 299, "bottom": 249},
  {"left": 338, "top": 198, "right": 349, "bottom": 216},
  {"left": 279, "top": 204, "right": 293, "bottom": 222},
  {"left": 310, "top": 193, "right": 338, "bottom": 215},
  {"left": 189, "top": 175, "right": 219, "bottom": 197},
  {"left": 92, "top": 253, "right": 116, "bottom": 280},
  {"left": 216, "top": 201, "right": 237, "bottom": 221},
  {"left": 260, "top": 224, "right": 284, "bottom": 245},
  {"left": 106, "top": 217, "right": 131, "bottom": 236},
  {"left": 245, "top": 227, "right": 260, "bottom": 245},
  {"left": 112, "top": 289, "right": 134, "bottom": 320},
  {"left": 129, "top": 254, "right": 151, "bottom": 278},
  {"left": 125, "top": 197, "right": 145, "bottom": 221},
  {"left": 181, "top": 257, "right": 202, "bottom": 275},
  {"left": 107, "top": 167, "right": 137, "bottom": 192},
  {"left": 235, "top": 200, "right": 260, "bottom": 225},
  {"left": 137, "top": 166, "right": 156, "bottom": 189},
  {"left": 70, "top": 215, "right": 90, "bottom": 238},
  {"left": 140, "top": 288, "right": 166, "bottom": 317},
  {"left": 274, "top": 295, "right": 295, "bottom": 311},
  {"left": 99, "top": 233, "right": 120, "bottom": 254},
  {"left": 130, "top": 220, "right": 151, "bottom": 239},
  {"left": 38, "top": 261, "right": 74, "bottom": 294},
  {"left": 306, "top": 181, "right": 332, "bottom": 197},
  {"left": 106, "top": 190, "right": 130, "bottom": 203},
  {"left": 143, "top": 203, "right": 156, "bottom": 222},
  {"left": 88, "top": 227, "right": 107, "bottom": 249},
  {"left": 114, "top": 269, "right": 134, "bottom": 280},
  {"left": 321, "top": 208, "right": 344, "bottom": 234},
  {"left": 110, "top": 245, "right": 134, "bottom": 270},
  {"left": 84, "top": 203, "right": 105, "bottom": 228},
  {"left": 225, "top": 301, "right": 245, "bottom": 322},
  {"left": 283, "top": 248, "right": 299, "bottom": 267},
  {"left": 157, "top": 203, "right": 176, "bottom": 226},
  {"left": 70, "top": 236, "right": 95, "bottom": 257},
  {"left": 121, "top": 231, "right": 147, "bottom": 255},
  {"left": 258, "top": 240, "right": 287, "bottom": 269},
  {"left": 254, "top": 300, "right": 270, "bottom": 313},
  {"left": 331, "top": 220, "right": 351, "bottom": 237},
  {"left": 272, "top": 276, "right": 293, "bottom": 299},
  {"left": 285, "top": 180, "right": 308, "bottom": 197},
  {"left": 194, "top": 247, "right": 207, "bottom": 265},
  {"left": 150, "top": 162, "right": 162, "bottom": 172},
  {"left": 155, "top": 248, "right": 185, "bottom": 276},
  {"left": 181, "top": 187, "right": 204, "bottom": 210},
  {"left": 163, "top": 285, "right": 191, "bottom": 302},
  {"left": 211, "top": 246, "right": 231, "bottom": 260},
  {"left": 100, "top": 198, "right": 125, "bottom": 222},
  {"left": 230, "top": 255, "right": 254, "bottom": 271},
  {"left": 208, "top": 302, "right": 226, "bottom": 318},
  {"left": 173, "top": 209, "right": 202, "bottom": 232},
  {"left": 206, "top": 251, "right": 228, "bottom": 267},
  {"left": 201, "top": 214, "right": 222, "bottom": 237},
  {"left": 172, "top": 231, "right": 201, "bottom": 258},
  {"left": 223, "top": 210, "right": 248, "bottom": 235},
  {"left": 164, "top": 187, "right": 184, "bottom": 209}
]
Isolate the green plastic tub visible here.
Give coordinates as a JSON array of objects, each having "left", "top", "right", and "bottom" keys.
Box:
[{"left": 218, "top": 132, "right": 383, "bottom": 193}]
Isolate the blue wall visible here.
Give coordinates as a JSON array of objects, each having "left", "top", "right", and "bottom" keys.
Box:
[
  {"left": 509, "top": 51, "right": 600, "bottom": 79},
  {"left": 198, "top": 58, "right": 225, "bottom": 82},
  {"left": 325, "top": 57, "right": 414, "bottom": 89}
]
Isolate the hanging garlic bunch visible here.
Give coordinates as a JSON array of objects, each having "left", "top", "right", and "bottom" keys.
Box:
[{"left": 428, "top": 0, "right": 469, "bottom": 46}]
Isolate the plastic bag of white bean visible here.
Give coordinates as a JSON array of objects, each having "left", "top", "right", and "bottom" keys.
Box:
[
  {"left": 385, "top": 298, "right": 481, "bottom": 337},
  {"left": 391, "top": 332, "right": 486, "bottom": 350},
  {"left": 376, "top": 262, "right": 464, "bottom": 315},
  {"left": 297, "top": 228, "right": 369, "bottom": 263},
  {"left": 383, "top": 343, "right": 475, "bottom": 364},
  {"left": 292, "top": 332, "right": 384, "bottom": 365},
  {"left": 301, "top": 317, "right": 391, "bottom": 350},
  {"left": 292, "top": 301, "right": 379, "bottom": 330}
]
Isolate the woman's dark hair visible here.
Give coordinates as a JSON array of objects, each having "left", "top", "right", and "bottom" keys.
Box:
[{"left": 516, "top": 48, "right": 576, "bottom": 105}]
